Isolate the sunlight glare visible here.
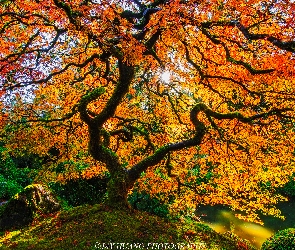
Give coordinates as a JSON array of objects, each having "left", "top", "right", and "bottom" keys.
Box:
[{"left": 161, "top": 71, "right": 170, "bottom": 83}]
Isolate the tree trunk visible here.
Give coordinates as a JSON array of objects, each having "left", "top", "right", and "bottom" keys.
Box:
[{"left": 105, "top": 169, "right": 131, "bottom": 209}]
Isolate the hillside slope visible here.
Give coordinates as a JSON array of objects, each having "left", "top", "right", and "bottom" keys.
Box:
[{"left": 0, "top": 204, "right": 255, "bottom": 250}]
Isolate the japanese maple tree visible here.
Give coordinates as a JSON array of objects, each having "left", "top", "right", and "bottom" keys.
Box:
[{"left": 1, "top": 0, "right": 295, "bottom": 222}]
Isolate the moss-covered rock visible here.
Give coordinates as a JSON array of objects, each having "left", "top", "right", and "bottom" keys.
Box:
[
  {"left": 261, "top": 228, "right": 295, "bottom": 250},
  {"left": 0, "top": 184, "right": 60, "bottom": 230}
]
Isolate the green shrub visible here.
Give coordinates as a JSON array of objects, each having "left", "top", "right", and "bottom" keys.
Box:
[
  {"left": 48, "top": 175, "right": 108, "bottom": 207},
  {"left": 49, "top": 174, "right": 171, "bottom": 218},
  {"left": 128, "top": 190, "right": 170, "bottom": 218},
  {"left": 279, "top": 173, "right": 295, "bottom": 197},
  {"left": 261, "top": 228, "right": 295, "bottom": 250},
  {"left": 0, "top": 175, "right": 22, "bottom": 199},
  {"left": 0, "top": 146, "right": 40, "bottom": 199}
]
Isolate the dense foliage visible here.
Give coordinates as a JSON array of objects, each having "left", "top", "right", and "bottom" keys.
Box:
[
  {"left": 128, "top": 189, "right": 171, "bottom": 218},
  {"left": 0, "top": 146, "right": 40, "bottom": 199},
  {"left": 0, "top": 0, "right": 295, "bottom": 223},
  {"left": 261, "top": 228, "right": 295, "bottom": 250},
  {"left": 278, "top": 173, "right": 295, "bottom": 198},
  {"left": 49, "top": 175, "right": 108, "bottom": 207}
]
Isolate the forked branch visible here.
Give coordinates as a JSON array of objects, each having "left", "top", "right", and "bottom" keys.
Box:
[{"left": 127, "top": 102, "right": 293, "bottom": 184}]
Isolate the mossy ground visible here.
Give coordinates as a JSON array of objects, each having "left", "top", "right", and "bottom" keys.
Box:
[{"left": 0, "top": 204, "right": 256, "bottom": 250}]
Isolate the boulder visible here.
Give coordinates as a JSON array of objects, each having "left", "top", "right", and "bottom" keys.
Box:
[{"left": 0, "top": 184, "right": 60, "bottom": 230}]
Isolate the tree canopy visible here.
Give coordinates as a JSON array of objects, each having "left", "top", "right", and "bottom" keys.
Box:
[{"left": 0, "top": 0, "right": 295, "bottom": 223}]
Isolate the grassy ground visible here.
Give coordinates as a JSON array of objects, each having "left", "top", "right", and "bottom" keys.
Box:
[{"left": 0, "top": 204, "right": 256, "bottom": 250}]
